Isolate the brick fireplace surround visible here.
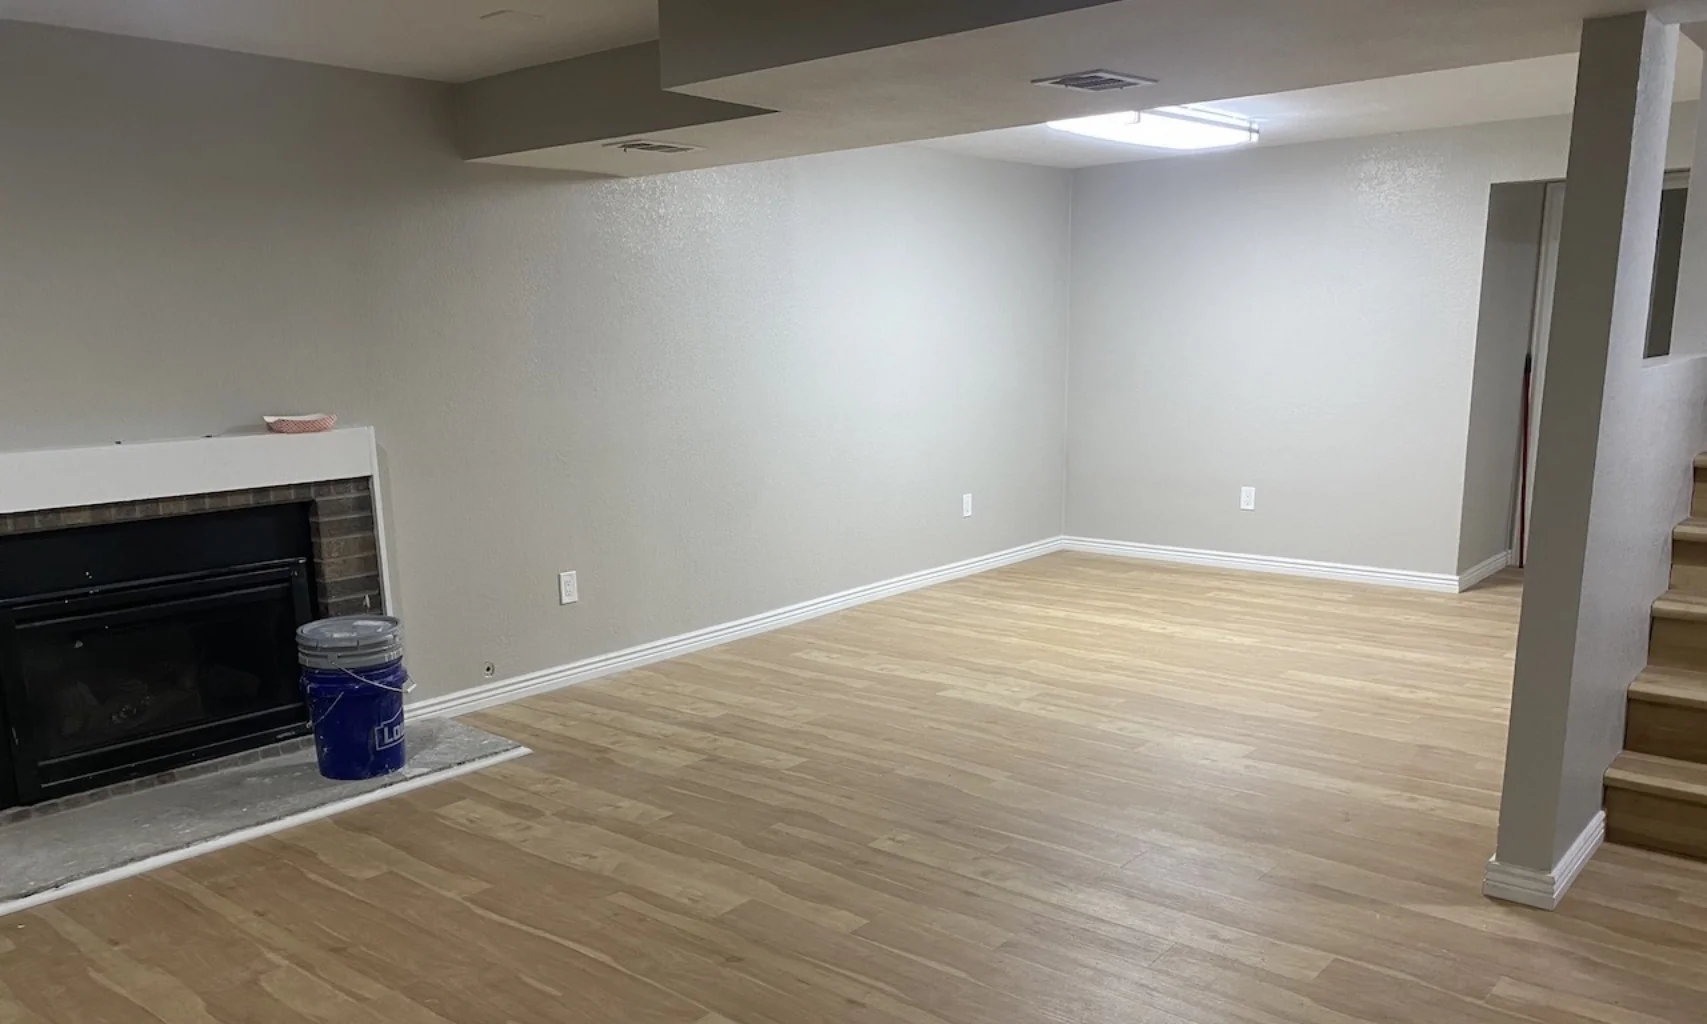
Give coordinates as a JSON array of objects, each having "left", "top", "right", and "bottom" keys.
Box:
[
  {"left": 0, "top": 427, "right": 391, "bottom": 811},
  {"left": 0, "top": 478, "right": 385, "bottom": 617}
]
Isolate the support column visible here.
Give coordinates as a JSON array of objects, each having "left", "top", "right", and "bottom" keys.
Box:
[{"left": 1487, "top": 12, "right": 1679, "bottom": 909}]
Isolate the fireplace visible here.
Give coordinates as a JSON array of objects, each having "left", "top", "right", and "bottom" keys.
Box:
[{"left": 0, "top": 471, "right": 386, "bottom": 811}]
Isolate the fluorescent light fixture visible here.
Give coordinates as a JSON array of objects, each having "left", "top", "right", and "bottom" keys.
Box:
[{"left": 1047, "top": 106, "right": 1258, "bottom": 151}]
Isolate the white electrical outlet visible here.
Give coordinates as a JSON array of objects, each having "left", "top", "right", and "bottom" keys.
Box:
[
  {"left": 962, "top": 493, "right": 973, "bottom": 518},
  {"left": 1240, "top": 486, "right": 1257, "bottom": 511},
  {"left": 558, "top": 570, "right": 578, "bottom": 605}
]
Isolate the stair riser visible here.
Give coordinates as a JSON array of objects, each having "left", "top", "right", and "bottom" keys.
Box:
[
  {"left": 1626, "top": 698, "right": 1707, "bottom": 762},
  {"left": 1649, "top": 618, "right": 1707, "bottom": 671},
  {"left": 1694, "top": 472, "right": 1707, "bottom": 518},
  {"left": 1672, "top": 539, "right": 1707, "bottom": 594},
  {"left": 1607, "top": 787, "right": 1707, "bottom": 861}
]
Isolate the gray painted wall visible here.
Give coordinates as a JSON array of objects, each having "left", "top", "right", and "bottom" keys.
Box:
[
  {"left": 1498, "top": 16, "right": 1707, "bottom": 873},
  {"left": 1067, "top": 110, "right": 1696, "bottom": 576},
  {"left": 1458, "top": 181, "right": 1547, "bottom": 573},
  {"left": 0, "top": 23, "right": 1072, "bottom": 702}
]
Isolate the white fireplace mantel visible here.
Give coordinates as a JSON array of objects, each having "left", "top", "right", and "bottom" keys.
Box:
[{"left": 0, "top": 426, "right": 379, "bottom": 516}]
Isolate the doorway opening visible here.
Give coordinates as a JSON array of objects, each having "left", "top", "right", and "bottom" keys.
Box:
[{"left": 1512, "top": 171, "right": 1691, "bottom": 566}]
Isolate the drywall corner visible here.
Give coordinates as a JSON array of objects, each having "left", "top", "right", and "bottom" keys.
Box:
[{"left": 1496, "top": 13, "right": 1707, "bottom": 875}]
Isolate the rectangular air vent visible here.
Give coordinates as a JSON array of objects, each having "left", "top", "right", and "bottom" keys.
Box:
[
  {"left": 1032, "top": 69, "right": 1157, "bottom": 93},
  {"left": 602, "top": 139, "right": 703, "bottom": 155}
]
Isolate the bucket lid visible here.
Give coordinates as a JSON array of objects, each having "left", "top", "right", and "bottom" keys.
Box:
[{"left": 297, "top": 615, "right": 403, "bottom": 668}]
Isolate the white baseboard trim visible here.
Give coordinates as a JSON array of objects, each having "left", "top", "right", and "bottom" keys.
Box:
[
  {"left": 414, "top": 533, "right": 1502, "bottom": 722},
  {"left": 1061, "top": 536, "right": 1462, "bottom": 593},
  {"left": 1458, "top": 551, "right": 1513, "bottom": 592},
  {"left": 411, "top": 537, "right": 1064, "bottom": 720},
  {"left": 0, "top": 745, "right": 530, "bottom": 921},
  {"left": 1482, "top": 811, "right": 1605, "bottom": 911}
]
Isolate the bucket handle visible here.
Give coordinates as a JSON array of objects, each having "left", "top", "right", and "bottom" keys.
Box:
[
  {"left": 308, "top": 665, "right": 416, "bottom": 728},
  {"left": 333, "top": 664, "right": 417, "bottom": 694}
]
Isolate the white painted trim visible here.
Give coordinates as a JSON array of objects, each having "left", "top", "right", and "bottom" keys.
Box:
[
  {"left": 0, "top": 745, "right": 529, "bottom": 920},
  {"left": 1457, "top": 551, "right": 1513, "bottom": 592},
  {"left": 0, "top": 426, "right": 377, "bottom": 514},
  {"left": 416, "top": 536, "right": 1520, "bottom": 721},
  {"left": 1060, "top": 537, "right": 1462, "bottom": 593},
  {"left": 1482, "top": 811, "right": 1605, "bottom": 911},
  {"left": 412, "top": 537, "right": 1064, "bottom": 719}
]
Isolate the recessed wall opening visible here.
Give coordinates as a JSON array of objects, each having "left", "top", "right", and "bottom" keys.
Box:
[
  {"left": 1466, "top": 169, "right": 1695, "bottom": 569},
  {"left": 1646, "top": 182, "right": 1690, "bottom": 359}
]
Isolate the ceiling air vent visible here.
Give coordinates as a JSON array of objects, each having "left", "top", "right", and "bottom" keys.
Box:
[
  {"left": 602, "top": 139, "right": 703, "bottom": 155},
  {"left": 1031, "top": 69, "right": 1157, "bottom": 93}
]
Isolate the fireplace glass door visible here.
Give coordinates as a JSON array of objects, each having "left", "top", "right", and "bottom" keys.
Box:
[{"left": 0, "top": 561, "right": 313, "bottom": 805}]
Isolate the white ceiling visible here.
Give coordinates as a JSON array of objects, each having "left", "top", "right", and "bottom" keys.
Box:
[
  {"left": 477, "top": 0, "right": 1696, "bottom": 174},
  {"left": 8, "top": 0, "right": 1707, "bottom": 175},
  {"left": 0, "top": 0, "right": 659, "bottom": 81},
  {"left": 920, "top": 47, "right": 1707, "bottom": 168}
]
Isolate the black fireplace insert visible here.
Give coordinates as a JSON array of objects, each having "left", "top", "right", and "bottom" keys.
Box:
[{"left": 0, "top": 504, "right": 318, "bottom": 809}]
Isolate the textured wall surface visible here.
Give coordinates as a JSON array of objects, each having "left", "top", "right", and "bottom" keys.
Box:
[
  {"left": 1067, "top": 109, "right": 1696, "bottom": 576},
  {"left": 1499, "top": 17, "right": 1707, "bottom": 873},
  {"left": 0, "top": 23, "right": 1072, "bottom": 701}
]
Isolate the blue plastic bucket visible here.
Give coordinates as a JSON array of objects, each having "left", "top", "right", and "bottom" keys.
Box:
[{"left": 297, "top": 616, "right": 410, "bottom": 781}]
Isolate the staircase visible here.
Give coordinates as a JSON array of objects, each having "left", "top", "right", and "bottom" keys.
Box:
[{"left": 1605, "top": 455, "right": 1707, "bottom": 859}]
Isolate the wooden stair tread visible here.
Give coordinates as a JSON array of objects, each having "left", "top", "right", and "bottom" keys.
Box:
[
  {"left": 1652, "top": 590, "right": 1707, "bottom": 621},
  {"left": 1694, "top": 452, "right": 1707, "bottom": 470},
  {"left": 1630, "top": 668, "right": 1707, "bottom": 708},
  {"left": 1607, "top": 753, "right": 1707, "bottom": 806},
  {"left": 1675, "top": 518, "right": 1707, "bottom": 543}
]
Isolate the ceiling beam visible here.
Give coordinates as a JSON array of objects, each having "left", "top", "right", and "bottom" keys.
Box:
[
  {"left": 656, "top": 0, "right": 1126, "bottom": 91},
  {"left": 451, "top": 42, "right": 772, "bottom": 163}
]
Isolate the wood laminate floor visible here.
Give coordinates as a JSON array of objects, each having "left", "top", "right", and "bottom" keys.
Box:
[{"left": 4, "top": 552, "right": 1707, "bottom": 1023}]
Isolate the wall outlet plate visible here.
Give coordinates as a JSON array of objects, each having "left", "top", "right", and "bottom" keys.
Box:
[
  {"left": 963, "top": 493, "right": 973, "bottom": 518},
  {"left": 558, "top": 570, "right": 578, "bottom": 605},
  {"left": 1240, "top": 486, "right": 1257, "bottom": 511}
]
